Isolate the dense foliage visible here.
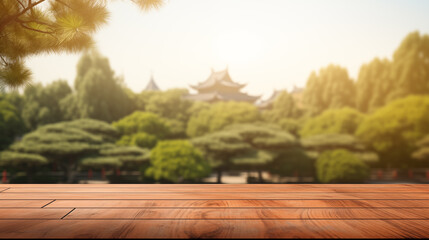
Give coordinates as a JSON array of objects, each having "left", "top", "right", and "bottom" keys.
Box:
[
  {"left": 316, "top": 149, "right": 370, "bottom": 183},
  {"left": 302, "top": 65, "right": 355, "bottom": 115},
  {"left": 356, "top": 95, "right": 429, "bottom": 168},
  {"left": 146, "top": 140, "right": 211, "bottom": 183},
  {"left": 300, "top": 108, "right": 365, "bottom": 137},
  {"left": 187, "top": 101, "right": 260, "bottom": 137}
]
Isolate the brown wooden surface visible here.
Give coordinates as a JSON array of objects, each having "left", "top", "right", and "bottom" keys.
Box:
[{"left": 0, "top": 184, "right": 428, "bottom": 238}]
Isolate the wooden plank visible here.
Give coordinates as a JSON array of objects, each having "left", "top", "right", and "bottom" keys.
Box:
[
  {"left": 65, "top": 208, "right": 429, "bottom": 220},
  {"left": 0, "top": 209, "right": 73, "bottom": 219},
  {"left": 0, "top": 200, "right": 53, "bottom": 208},
  {"left": 47, "top": 199, "right": 429, "bottom": 208},
  {"left": 1, "top": 192, "right": 428, "bottom": 200},
  {"left": 0, "top": 220, "right": 428, "bottom": 238},
  {"left": 2, "top": 184, "right": 428, "bottom": 188},
  {"left": 6, "top": 186, "right": 429, "bottom": 193}
]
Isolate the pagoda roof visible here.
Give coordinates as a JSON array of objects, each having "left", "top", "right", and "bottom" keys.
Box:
[
  {"left": 190, "top": 69, "right": 246, "bottom": 91},
  {"left": 258, "top": 90, "right": 284, "bottom": 109},
  {"left": 144, "top": 76, "right": 160, "bottom": 91},
  {"left": 184, "top": 91, "right": 260, "bottom": 103}
]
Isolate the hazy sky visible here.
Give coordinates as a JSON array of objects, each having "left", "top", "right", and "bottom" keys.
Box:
[{"left": 27, "top": 0, "right": 429, "bottom": 99}]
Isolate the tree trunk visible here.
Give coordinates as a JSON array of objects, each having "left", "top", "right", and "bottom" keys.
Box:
[
  {"left": 65, "top": 161, "right": 75, "bottom": 183},
  {"left": 216, "top": 170, "right": 222, "bottom": 184},
  {"left": 26, "top": 169, "right": 34, "bottom": 183},
  {"left": 258, "top": 170, "right": 263, "bottom": 183}
]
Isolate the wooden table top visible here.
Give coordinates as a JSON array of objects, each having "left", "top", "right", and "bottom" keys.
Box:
[{"left": 0, "top": 184, "right": 428, "bottom": 238}]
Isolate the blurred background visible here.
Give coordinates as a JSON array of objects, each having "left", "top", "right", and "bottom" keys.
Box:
[{"left": 1, "top": 0, "right": 429, "bottom": 184}]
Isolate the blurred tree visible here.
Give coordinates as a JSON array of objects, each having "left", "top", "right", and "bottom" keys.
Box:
[
  {"left": 0, "top": 0, "right": 163, "bottom": 88},
  {"left": 113, "top": 111, "right": 171, "bottom": 148},
  {"left": 6, "top": 119, "right": 117, "bottom": 183},
  {"left": 300, "top": 108, "right": 365, "bottom": 138},
  {"left": 0, "top": 99, "right": 25, "bottom": 150},
  {"left": 412, "top": 135, "right": 429, "bottom": 164},
  {"left": 145, "top": 88, "right": 192, "bottom": 123},
  {"left": 192, "top": 123, "right": 298, "bottom": 183},
  {"left": 146, "top": 140, "right": 211, "bottom": 183},
  {"left": 21, "top": 80, "right": 71, "bottom": 130},
  {"left": 100, "top": 146, "right": 150, "bottom": 170},
  {"left": 267, "top": 148, "right": 314, "bottom": 179},
  {"left": 356, "top": 96, "right": 429, "bottom": 168},
  {"left": 192, "top": 130, "right": 250, "bottom": 183},
  {"left": 356, "top": 58, "right": 392, "bottom": 113},
  {"left": 301, "top": 133, "right": 379, "bottom": 164},
  {"left": 262, "top": 90, "right": 301, "bottom": 123},
  {"left": 61, "top": 51, "right": 135, "bottom": 122},
  {"left": 356, "top": 32, "right": 429, "bottom": 112},
  {"left": 302, "top": 65, "right": 356, "bottom": 115},
  {"left": 187, "top": 101, "right": 260, "bottom": 137},
  {"left": 316, "top": 149, "right": 370, "bottom": 183},
  {"left": 277, "top": 118, "right": 301, "bottom": 137},
  {"left": 388, "top": 31, "right": 429, "bottom": 101},
  {"left": 0, "top": 151, "right": 48, "bottom": 183}
]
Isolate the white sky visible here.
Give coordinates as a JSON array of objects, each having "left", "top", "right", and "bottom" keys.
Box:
[{"left": 26, "top": 0, "right": 429, "bottom": 99}]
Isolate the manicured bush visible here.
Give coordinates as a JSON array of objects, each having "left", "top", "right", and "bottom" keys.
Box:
[{"left": 316, "top": 149, "right": 369, "bottom": 183}]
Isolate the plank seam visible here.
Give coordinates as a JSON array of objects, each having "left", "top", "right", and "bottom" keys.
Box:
[
  {"left": 61, "top": 208, "right": 75, "bottom": 219},
  {"left": 41, "top": 200, "right": 56, "bottom": 208},
  {"left": 0, "top": 188, "right": 10, "bottom": 193}
]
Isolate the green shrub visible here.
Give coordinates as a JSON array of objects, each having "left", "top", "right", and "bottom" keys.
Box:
[
  {"left": 316, "top": 149, "right": 369, "bottom": 183},
  {"left": 145, "top": 140, "right": 211, "bottom": 183}
]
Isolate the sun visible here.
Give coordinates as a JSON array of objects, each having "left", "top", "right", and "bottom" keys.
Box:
[{"left": 212, "top": 31, "right": 264, "bottom": 65}]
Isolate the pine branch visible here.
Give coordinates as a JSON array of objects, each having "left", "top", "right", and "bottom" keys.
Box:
[
  {"left": 0, "top": 0, "right": 46, "bottom": 32},
  {"left": 20, "top": 22, "right": 54, "bottom": 34}
]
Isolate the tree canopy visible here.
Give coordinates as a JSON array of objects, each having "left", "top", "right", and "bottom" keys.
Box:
[
  {"left": 61, "top": 51, "right": 135, "bottom": 122},
  {"left": 299, "top": 107, "right": 365, "bottom": 138},
  {"left": 0, "top": 99, "right": 24, "bottom": 150},
  {"left": 303, "top": 65, "right": 355, "bottom": 115},
  {"left": 356, "top": 95, "right": 429, "bottom": 168},
  {"left": 146, "top": 140, "right": 210, "bottom": 183},
  {"left": 6, "top": 118, "right": 117, "bottom": 182},
  {"left": 186, "top": 101, "right": 260, "bottom": 137},
  {"left": 316, "top": 149, "right": 370, "bottom": 183},
  {"left": 262, "top": 90, "right": 301, "bottom": 123},
  {"left": 0, "top": 0, "right": 163, "bottom": 88}
]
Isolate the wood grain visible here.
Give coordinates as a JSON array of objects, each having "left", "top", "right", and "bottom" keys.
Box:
[
  {"left": 1, "top": 192, "right": 429, "bottom": 199},
  {"left": 0, "top": 209, "right": 73, "bottom": 219},
  {"left": 65, "top": 208, "right": 429, "bottom": 220},
  {"left": 47, "top": 199, "right": 429, "bottom": 208},
  {"left": 0, "top": 219, "right": 428, "bottom": 238},
  {"left": 5, "top": 186, "right": 429, "bottom": 193},
  {"left": 0, "top": 184, "right": 429, "bottom": 238},
  {"left": 0, "top": 200, "right": 53, "bottom": 208}
]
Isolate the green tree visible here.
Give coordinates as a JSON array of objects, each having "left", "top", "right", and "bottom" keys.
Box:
[
  {"left": 300, "top": 107, "right": 365, "bottom": 138},
  {"left": 316, "top": 149, "right": 370, "bottom": 183},
  {"left": 113, "top": 111, "right": 171, "bottom": 148},
  {"left": 192, "top": 123, "right": 298, "bottom": 183},
  {"left": 187, "top": 101, "right": 260, "bottom": 137},
  {"left": 21, "top": 80, "right": 71, "bottom": 130},
  {"left": 412, "top": 135, "right": 429, "bottom": 164},
  {"left": 0, "top": 0, "right": 163, "bottom": 88},
  {"left": 0, "top": 99, "right": 24, "bottom": 150},
  {"left": 61, "top": 51, "right": 135, "bottom": 122},
  {"left": 262, "top": 90, "right": 301, "bottom": 123},
  {"left": 301, "top": 133, "right": 379, "bottom": 164},
  {"left": 356, "top": 58, "right": 392, "bottom": 113},
  {"left": 356, "top": 95, "right": 429, "bottom": 168},
  {"left": 388, "top": 31, "right": 429, "bottom": 101},
  {"left": 7, "top": 119, "right": 117, "bottom": 183},
  {"left": 0, "top": 151, "right": 48, "bottom": 182},
  {"left": 268, "top": 148, "right": 314, "bottom": 179},
  {"left": 303, "top": 65, "right": 356, "bottom": 115},
  {"left": 146, "top": 140, "right": 211, "bottom": 183}
]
